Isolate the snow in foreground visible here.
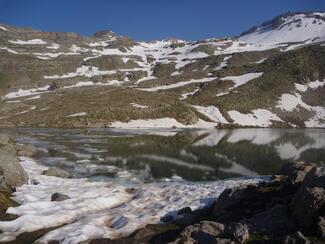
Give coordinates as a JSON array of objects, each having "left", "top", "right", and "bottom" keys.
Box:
[{"left": 0, "top": 157, "right": 262, "bottom": 243}]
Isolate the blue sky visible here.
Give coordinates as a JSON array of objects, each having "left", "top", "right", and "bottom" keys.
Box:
[{"left": 0, "top": 0, "right": 324, "bottom": 40}]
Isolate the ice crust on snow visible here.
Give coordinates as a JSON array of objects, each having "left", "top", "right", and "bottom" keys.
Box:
[{"left": 0, "top": 157, "right": 262, "bottom": 243}]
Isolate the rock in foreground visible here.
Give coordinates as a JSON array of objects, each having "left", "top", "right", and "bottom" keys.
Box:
[{"left": 124, "top": 162, "right": 325, "bottom": 243}]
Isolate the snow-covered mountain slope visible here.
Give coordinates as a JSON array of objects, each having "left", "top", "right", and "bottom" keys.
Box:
[
  {"left": 0, "top": 11, "right": 324, "bottom": 128},
  {"left": 239, "top": 12, "right": 325, "bottom": 45}
]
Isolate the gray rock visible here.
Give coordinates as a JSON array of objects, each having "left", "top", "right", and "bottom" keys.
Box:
[
  {"left": 198, "top": 221, "right": 225, "bottom": 237},
  {"left": 317, "top": 217, "right": 325, "bottom": 239},
  {"left": 51, "top": 192, "right": 70, "bottom": 201},
  {"left": 225, "top": 223, "right": 249, "bottom": 243},
  {"left": 291, "top": 167, "right": 325, "bottom": 231},
  {"left": 1, "top": 144, "right": 18, "bottom": 156},
  {"left": 279, "top": 162, "right": 315, "bottom": 184},
  {"left": 283, "top": 231, "right": 310, "bottom": 244},
  {"left": 0, "top": 147, "right": 28, "bottom": 189},
  {"left": 43, "top": 167, "right": 71, "bottom": 178},
  {"left": 0, "top": 134, "right": 11, "bottom": 145},
  {"left": 176, "top": 221, "right": 227, "bottom": 244},
  {"left": 16, "top": 144, "right": 37, "bottom": 157}
]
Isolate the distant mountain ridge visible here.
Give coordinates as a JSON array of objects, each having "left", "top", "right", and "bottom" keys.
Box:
[{"left": 0, "top": 11, "right": 324, "bottom": 128}]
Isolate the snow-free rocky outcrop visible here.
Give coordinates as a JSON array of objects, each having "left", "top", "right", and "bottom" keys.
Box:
[{"left": 0, "top": 11, "right": 324, "bottom": 128}]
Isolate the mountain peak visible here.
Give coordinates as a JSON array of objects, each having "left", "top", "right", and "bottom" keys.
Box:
[
  {"left": 92, "top": 29, "right": 117, "bottom": 39},
  {"left": 239, "top": 11, "right": 325, "bottom": 45}
]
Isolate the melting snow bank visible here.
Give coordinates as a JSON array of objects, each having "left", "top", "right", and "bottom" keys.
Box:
[
  {"left": 0, "top": 157, "right": 264, "bottom": 243},
  {"left": 110, "top": 118, "right": 217, "bottom": 128}
]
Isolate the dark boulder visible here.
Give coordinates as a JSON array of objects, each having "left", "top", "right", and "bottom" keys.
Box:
[
  {"left": 244, "top": 204, "right": 296, "bottom": 235},
  {"left": 291, "top": 167, "right": 325, "bottom": 232},
  {"left": 212, "top": 178, "right": 297, "bottom": 223},
  {"left": 51, "top": 192, "right": 70, "bottom": 201}
]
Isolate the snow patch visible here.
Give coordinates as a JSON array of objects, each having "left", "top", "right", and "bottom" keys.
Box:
[
  {"left": 46, "top": 43, "right": 60, "bottom": 50},
  {"left": 130, "top": 103, "right": 149, "bottom": 109},
  {"left": 221, "top": 72, "right": 263, "bottom": 88},
  {"left": 44, "top": 65, "right": 116, "bottom": 79},
  {"left": 214, "top": 55, "right": 232, "bottom": 70},
  {"left": 193, "top": 105, "right": 229, "bottom": 124},
  {"left": 217, "top": 72, "right": 263, "bottom": 96},
  {"left": 9, "top": 39, "right": 47, "bottom": 45},
  {"left": 0, "top": 26, "right": 7, "bottom": 31},
  {"left": 111, "top": 118, "right": 217, "bottom": 128},
  {"left": 180, "top": 88, "right": 200, "bottom": 100},
  {"left": 139, "top": 77, "right": 215, "bottom": 92},
  {"left": 3, "top": 86, "right": 50, "bottom": 99},
  {"left": 276, "top": 93, "right": 311, "bottom": 112},
  {"left": 228, "top": 109, "right": 283, "bottom": 127},
  {"left": 68, "top": 112, "right": 88, "bottom": 117}
]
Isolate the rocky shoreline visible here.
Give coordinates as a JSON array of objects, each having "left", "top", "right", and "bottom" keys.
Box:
[
  {"left": 109, "top": 163, "right": 325, "bottom": 244},
  {"left": 0, "top": 134, "right": 31, "bottom": 219},
  {"left": 0, "top": 133, "right": 324, "bottom": 243}
]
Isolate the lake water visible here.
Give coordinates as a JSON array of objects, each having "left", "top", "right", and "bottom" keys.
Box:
[
  {"left": 5, "top": 128, "right": 325, "bottom": 183},
  {"left": 1, "top": 128, "right": 324, "bottom": 242}
]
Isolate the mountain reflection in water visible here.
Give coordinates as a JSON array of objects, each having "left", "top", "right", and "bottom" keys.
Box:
[{"left": 5, "top": 128, "right": 325, "bottom": 182}]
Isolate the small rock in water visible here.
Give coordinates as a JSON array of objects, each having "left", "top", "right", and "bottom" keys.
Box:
[
  {"left": 43, "top": 167, "right": 71, "bottom": 178},
  {"left": 51, "top": 192, "right": 70, "bottom": 201}
]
